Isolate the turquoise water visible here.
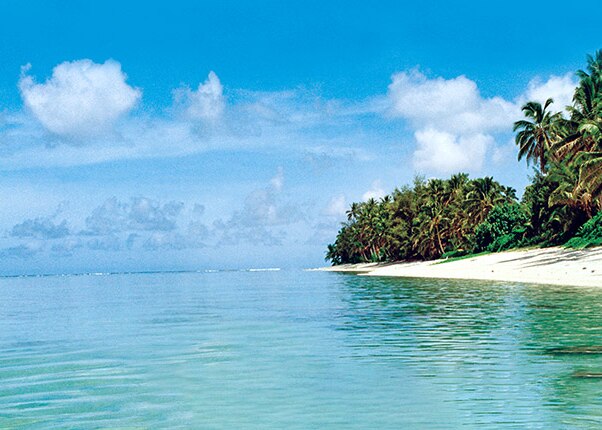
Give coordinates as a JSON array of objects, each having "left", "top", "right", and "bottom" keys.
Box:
[{"left": 1, "top": 271, "right": 602, "bottom": 428}]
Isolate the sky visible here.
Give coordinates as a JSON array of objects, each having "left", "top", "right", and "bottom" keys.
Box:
[{"left": 0, "top": 0, "right": 600, "bottom": 274}]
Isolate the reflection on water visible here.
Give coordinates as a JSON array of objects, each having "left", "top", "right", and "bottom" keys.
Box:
[
  {"left": 338, "top": 275, "right": 602, "bottom": 427},
  {"left": 0, "top": 271, "right": 602, "bottom": 428}
]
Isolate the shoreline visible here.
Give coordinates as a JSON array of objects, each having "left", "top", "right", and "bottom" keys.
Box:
[{"left": 318, "top": 246, "right": 602, "bottom": 287}]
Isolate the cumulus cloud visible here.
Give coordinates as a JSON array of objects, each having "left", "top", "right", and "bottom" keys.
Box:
[
  {"left": 192, "top": 204, "right": 206, "bottom": 216},
  {"left": 50, "top": 238, "right": 83, "bottom": 256},
  {"left": 11, "top": 216, "right": 70, "bottom": 239},
  {"left": 362, "top": 181, "right": 386, "bottom": 201},
  {"left": 143, "top": 221, "right": 208, "bottom": 250},
  {"left": 239, "top": 189, "right": 302, "bottom": 227},
  {"left": 523, "top": 73, "right": 577, "bottom": 112},
  {"left": 143, "top": 232, "right": 188, "bottom": 250},
  {"left": 214, "top": 168, "right": 305, "bottom": 246},
  {"left": 213, "top": 219, "right": 284, "bottom": 246},
  {"left": 2, "top": 195, "right": 212, "bottom": 258},
  {"left": 386, "top": 68, "right": 581, "bottom": 175},
  {"left": 87, "top": 234, "right": 122, "bottom": 251},
  {"left": 83, "top": 197, "right": 183, "bottom": 235},
  {"left": 323, "top": 195, "right": 347, "bottom": 217},
  {"left": 388, "top": 69, "right": 517, "bottom": 134},
  {"left": 2, "top": 57, "right": 581, "bottom": 180},
  {"left": 492, "top": 139, "right": 518, "bottom": 165},
  {"left": 19, "top": 59, "right": 141, "bottom": 137},
  {"left": 175, "top": 71, "right": 225, "bottom": 121},
  {"left": 387, "top": 68, "right": 518, "bottom": 174},
  {"left": 413, "top": 129, "right": 492, "bottom": 173},
  {"left": 0, "top": 59, "right": 381, "bottom": 170},
  {"left": 386, "top": 69, "right": 582, "bottom": 175},
  {"left": 0, "top": 243, "right": 44, "bottom": 259}
]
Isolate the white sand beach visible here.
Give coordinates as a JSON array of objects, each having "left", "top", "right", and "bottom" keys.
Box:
[{"left": 320, "top": 246, "right": 602, "bottom": 287}]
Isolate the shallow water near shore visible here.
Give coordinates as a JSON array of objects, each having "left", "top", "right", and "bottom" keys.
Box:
[{"left": 1, "top": 270, "right": 602, "bottom": 428}]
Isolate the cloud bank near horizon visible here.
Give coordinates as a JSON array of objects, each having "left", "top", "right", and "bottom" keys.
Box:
[{"left": 0, "top": 167, "right": 315, "bottom": 259}]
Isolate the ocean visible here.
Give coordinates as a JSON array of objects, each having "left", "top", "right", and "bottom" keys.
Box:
[{"left": 1, "top": 269, "right": 601, "bottom": 428}]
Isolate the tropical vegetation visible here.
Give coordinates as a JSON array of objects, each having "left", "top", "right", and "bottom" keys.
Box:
[{"left": 326, "top": 51, "right": 602, "bottom": 264}]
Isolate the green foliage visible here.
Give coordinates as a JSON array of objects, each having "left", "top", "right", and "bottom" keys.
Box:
[
  {"left": 565, "top": 211, "right": 602, "bottom": 248},
  {"left": 473, "top": 203, "right": 528, "bottom": 252},
  {"left": 325, "top": 174, "right": 516, "bottom": 264},
  {"left": 326, "top": 50, "right": 602, "bottom": 265},
  {"left": 513, "top": 98, "right": 562, "bottom": 173},
  {"left": 440, "top": 249, "right": 469, "bottom": 259},
  {"left": 435, "top": 251, "right": 490, "bottom": 264},
  {"left": 519, "top": 170, "right": 585, "bottom": 246}
]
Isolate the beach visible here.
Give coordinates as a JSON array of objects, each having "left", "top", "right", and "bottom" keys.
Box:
[{"left": 321, "top": 246, "right": 602, "bottom": 287}]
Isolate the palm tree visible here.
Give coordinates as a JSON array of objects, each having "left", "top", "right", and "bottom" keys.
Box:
[
  {"left": 576, "top": 151, "right": 602, "bottom": 202},
  {"left": 346, "top": 202, "right": 362, "bottom": 221},
  {"left": 553, "top": 50, "right": 602, "bottom": 205},
  {"left": 555, "top": 77, "right": 602, "bottom": 159},
  {"left": 548, "top": 161, "right": 596, "bottom": 219},
  {"left": 412, "top": 179, "right": 452, "bottom": 258},
  {"left": 466, "top": 177, "right": 508, "bottom": 224},
  {"left": 448, "top": 173, "right": 469, "bottom": 197},
  {"left": 513, "top": 98, "right": 562, "bottom": 173}
]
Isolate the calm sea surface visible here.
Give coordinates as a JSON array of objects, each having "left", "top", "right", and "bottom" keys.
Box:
[{"left": 1, "top": 270, "right": 602, "bottom": 428}]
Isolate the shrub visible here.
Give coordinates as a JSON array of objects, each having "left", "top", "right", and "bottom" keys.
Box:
[
  {"left": 565, "top": 211, "right": 602, "bottom": 248},
  {"left": 474, "top": 203, "right": 529, "bottom": 252}
]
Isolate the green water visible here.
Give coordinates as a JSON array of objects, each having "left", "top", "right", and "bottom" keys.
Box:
[{"left": 1, "top": 270, "right": 602, "bottom": 428}]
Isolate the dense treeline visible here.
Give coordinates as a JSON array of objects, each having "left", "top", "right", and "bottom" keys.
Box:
[{"left": 326, "top": 51, "right": 602, "bottom": 265}]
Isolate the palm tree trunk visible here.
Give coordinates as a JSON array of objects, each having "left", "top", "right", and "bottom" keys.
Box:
[{"left": 435, "top": 225, "right": 444, "bottom": 255}]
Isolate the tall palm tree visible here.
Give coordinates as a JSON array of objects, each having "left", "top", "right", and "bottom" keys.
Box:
[
  {"left": 556, "top": 77, "right": 602, "bottom": 159},
  {"left": 554, "top": 50, "right": 602, "bottom": 205},
  {"left": 513, "top": 98, "right": 562, "bottom": 173}
]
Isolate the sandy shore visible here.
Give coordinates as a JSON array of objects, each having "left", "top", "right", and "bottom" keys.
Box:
[{"left": 320, "top": 246, "right": 602, "bottom": 287}]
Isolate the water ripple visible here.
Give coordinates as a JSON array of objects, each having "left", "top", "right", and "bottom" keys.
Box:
[{"left": 0, "top": 271, "right": 601, "bottom": 428}]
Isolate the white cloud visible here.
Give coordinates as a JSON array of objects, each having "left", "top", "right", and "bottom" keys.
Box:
[
  {"left": 2, "top": 197, "right": 210, "bottom": 257},
  {"left": 83, "top": 197, "right": 183, "bottom": 235},
  {"left": 179, "top": 71, "right": 225, "bottom": 121},
  {"left": 213, "top": 171, "right": 306, "bottom": 246},
  {"left": 388, "top": 69, "right": 517, "bottom": 134},
  {"left": 0, "top": 243, "right": 44, "bottom": 259},
  {"left": 387, "top": 69, "right": 517, "bottom": 174},
  {"left": 19, "top": 59, "right": 141, "bottom": 137},
  {"left": 387, "top": 69, "right": 523, "bottom": 174},
  {"left": 492, "top": 138, "right": 518, "bottom": 165},
  {"left": 51, "top": 237, "right": 84, "bottom": 256},
  {"left": 0, "top": 58, "right": 386, "bottom": 170},
  {"left": 269, "top": 167, "right": 284, "bottom": 192},
  {"left": 4, "top": 58, "right": 580, "bottom": 182},
  {"left": 323, "top": 195, "right": 347, "bottom": 217},
  {"left": 87, "top": 235, "right": 121, "bottom": 251},
  {"left": 413, "top": 129, "right": 492, "bottom": 173},
  {"left": 11, "top": 216, "right": 70, "bottom": 239},
  {"left": 523, "top": 73, "right": 577, "bottom": 113},
  {"left": 362, "top": 181, "right": 386, "bottom": 201},
  {"left": 386, "top": 69, "right": 580, "bottom": 175}
]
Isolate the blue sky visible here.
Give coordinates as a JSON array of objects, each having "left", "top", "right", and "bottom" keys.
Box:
[{"left": 0, "top": 0, "right": 600, "bottom": 274}]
